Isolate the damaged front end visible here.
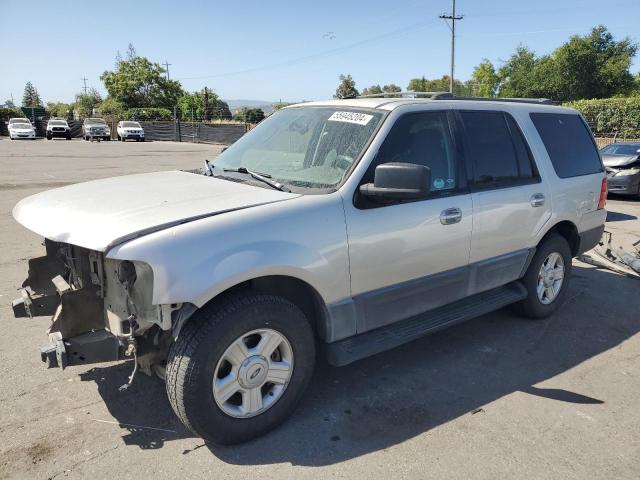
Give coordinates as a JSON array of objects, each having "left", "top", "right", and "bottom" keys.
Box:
[{"left": 12, "top": 239, "right": 194, "bottom": 376}]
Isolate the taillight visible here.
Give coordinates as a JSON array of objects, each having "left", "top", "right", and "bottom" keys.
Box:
[{"left": 597, "top": 177, "right": 607, "bottom": 210}]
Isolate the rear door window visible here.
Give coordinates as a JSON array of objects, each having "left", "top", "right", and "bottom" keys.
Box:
[
  {"left": 460, "top": 111, "right": 537, "bottom": 188},
  {"left": 530, "top": 113, "right": 603, "bottom": 178}
]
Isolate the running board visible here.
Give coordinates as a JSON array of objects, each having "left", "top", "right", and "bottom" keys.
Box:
[{"left": 325, "top": 282, "right": 527, "bottom": 366}]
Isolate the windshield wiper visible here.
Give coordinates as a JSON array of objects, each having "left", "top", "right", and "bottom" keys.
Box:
[{"left": 223, "top": 167, "right": 291, "bottom": 192}]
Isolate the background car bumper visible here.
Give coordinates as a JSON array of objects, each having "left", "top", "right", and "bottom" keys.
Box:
[
  {"left": 607, "top": 173, "right": 640, "bottom": 195},
  {"left": 48, "top": 131, "right": 70, "bottom": 137}
]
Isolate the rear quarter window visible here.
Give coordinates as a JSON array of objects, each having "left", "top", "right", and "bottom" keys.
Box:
[{"left": 530, "top": 112, "right": 603, "bottom": 178}]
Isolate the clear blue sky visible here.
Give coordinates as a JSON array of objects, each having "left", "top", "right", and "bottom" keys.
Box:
[{"left": 2, "top": 0, "right": 639, "bottom": 104}]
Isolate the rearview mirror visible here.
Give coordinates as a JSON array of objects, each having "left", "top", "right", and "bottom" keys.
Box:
[{"left": 360, "top": 162, "right": 431, "bottom": 200}]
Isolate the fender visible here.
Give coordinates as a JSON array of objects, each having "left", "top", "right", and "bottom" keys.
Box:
[{"left": 106, "top": 193, "right": 351, "bottom": 309}]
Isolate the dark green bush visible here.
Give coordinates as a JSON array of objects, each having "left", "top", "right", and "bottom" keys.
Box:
[
  {"left": 123, "top": 108, "right": 173, "bottom": 121},
  {"left": 564, "top": 97, "right": 640, "bottom": 136},
  {"left": 0, "top": 107, "right": 24, "bottom": 120}
]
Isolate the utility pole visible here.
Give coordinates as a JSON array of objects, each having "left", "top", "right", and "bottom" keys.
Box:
[
  {"left": 163, "top": 61, "right": 171, "bottom": 80},
  {"left": 439, "top": 0, "right": 463, "bottom": 94},
  {"left": 81, "top": 76, "right": 88, "bottom": 94}
]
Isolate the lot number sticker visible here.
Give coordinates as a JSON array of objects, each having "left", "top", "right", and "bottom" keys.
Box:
[{"left": 328, "top": 111, "right": 374, "bottom": 126}]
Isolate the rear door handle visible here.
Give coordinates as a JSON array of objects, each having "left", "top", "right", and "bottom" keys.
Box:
[
  {"left": 530, "top": 193, "right": 545, "bottom": 207},
  {"left": 440, "top": 207, "right": 462, "bottom": 225}
]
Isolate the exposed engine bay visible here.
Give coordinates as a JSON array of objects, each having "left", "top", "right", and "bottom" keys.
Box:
[{"left": 12, "top": 239, "right": 195, "bottom": 381}]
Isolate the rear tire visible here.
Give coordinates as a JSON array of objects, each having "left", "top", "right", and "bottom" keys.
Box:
[
  {"left": 515, "top": 234, "right": 572, "bottom": 319},
  {"left": 166, "top": 292, "right": 316, "bottom": 445}
]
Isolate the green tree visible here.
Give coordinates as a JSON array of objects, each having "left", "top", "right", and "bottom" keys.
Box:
[
  {"left": 383, "top": 83, "right": 401, "bottom": 93},
  {"left": 98, "top": 97, "right": 126, "bottom": 119},
  {"left": 101, "top": 54, "right": 183, "bottom": 109},
  {"left": 407, "top": 76, "right": 429, "bottom": 92},
  {"left": 631, "top": 73, "right": 640, "bottom": 96},
  {"left": 22, "top": 81, "right": 42, "bottom": 107},
  {"left": 233, "top": 107, "right": 265, "bottom": 123},
  {"left": 178, "top": 91, "right": 199, "bottom": 119},
  {"left": 469, "top": 59, "right": 499, "bottom": 97},
  {"left": 334, "top": 74, "right": 359, "bottom": 99},
  {"left": 407, "top": 75, "right": 466, "bottom": 94},
  {"left": 497, "top": 46, "right": 540, "bottom": 98},
  {"left": 551, "top": 25, "right": 637, "bottom": 100},
  {"left": 361, "top": 84, "right": 383, "bottom": 96},
  {"left": 497, "top": 27, "right": 637, "bottom": 101},
  {"left": 177, "top": 88, "right": 231, "bottom": 120},
  {"left": 46, "top": 102, "right": 73, "bottom": 118},
  {"left": 74, "top": 88, "right": 103, "bottom": 117}
]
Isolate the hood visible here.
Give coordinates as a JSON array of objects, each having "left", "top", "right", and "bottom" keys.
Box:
[
  {"left": 601, "top": 154, "right": 640, "bottom": 168},
  {"left": 13, "top": 171, "right": 300, "bottom": 251}
]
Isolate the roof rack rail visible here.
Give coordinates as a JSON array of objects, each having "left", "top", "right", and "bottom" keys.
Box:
[
  {"left": 430, "top": 93, "right": 557, "bottom": 105},
  {"left": 355, "top": 91, "right": 557, "bottom": 105},
  {"left": 356, "top": 91, "right": 449, "bottom": 99}
]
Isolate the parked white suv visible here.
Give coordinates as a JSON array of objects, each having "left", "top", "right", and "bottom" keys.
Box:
[
  {"left": 11, "top": 96, "right": 607, "bottom": 444},
  {"left": 117, "top": 120, "right": 145, "bottom": 142}
]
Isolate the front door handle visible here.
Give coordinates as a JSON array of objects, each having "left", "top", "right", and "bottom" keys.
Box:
[
  {"left": 530, "top": 193, "right": 545, "bottom": 207},
  {"left": 440, "top": 207, "right": 462, "bottom": 225}
]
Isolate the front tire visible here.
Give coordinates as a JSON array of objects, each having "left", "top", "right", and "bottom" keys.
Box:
[
  {"left": 166, "top": 292, "right": 316, "bottom": 445},
  {"left": 515, "top": 234, "right": 572, "bottom": 319}
]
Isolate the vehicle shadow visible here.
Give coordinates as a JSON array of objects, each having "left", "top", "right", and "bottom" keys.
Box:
[
  {"left": 606, "top": 210, "right": 638, "bottom": 222},
  {"left": 80, "top": 264, "right": 639, "bottom": 465}
]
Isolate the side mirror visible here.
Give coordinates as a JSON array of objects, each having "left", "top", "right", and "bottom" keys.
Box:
[{"left": 360, "top": 162, "right": 431, "bottom": 200}]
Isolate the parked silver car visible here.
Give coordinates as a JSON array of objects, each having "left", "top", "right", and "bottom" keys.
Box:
[
  {"left": 82, "top": 117, "right": 111, "bottom": 141},
  {"left": 600, "top": 142, "right": 640, "bottom": 198},
  {"left": 11, "top": 96, "right": 607, "bottom": 444}
]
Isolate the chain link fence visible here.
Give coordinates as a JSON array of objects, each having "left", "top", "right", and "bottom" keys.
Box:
[
  {"left": 2, "top": 117, "right": 248, "bottom": 145},
  {"left": 593, "top": 133, "right": 640, "bottom": 149}
]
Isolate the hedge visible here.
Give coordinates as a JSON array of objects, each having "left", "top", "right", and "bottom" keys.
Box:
[
  {"left": 123, "top": 108, "right": 173, "bottom": 121},
  {"left": 564, "top": 97, "right": 640, "bottom": 137},
  {"left": 0, "top": 107, "right": 24, "bottom": 120}
]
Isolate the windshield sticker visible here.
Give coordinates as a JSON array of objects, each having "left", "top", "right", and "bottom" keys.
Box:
[
  {"left": 328, "top": 111, "right": 374, "bottom": 126},
  {"left": 433, "top": 178, "right": 445, "bottom": 189}
]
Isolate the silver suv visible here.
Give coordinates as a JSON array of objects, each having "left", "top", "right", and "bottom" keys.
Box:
[
  {"left": 82, "top": 117, "right": 111, "bottom": 141},
  {"left": 11, "top": 96, "right": 607, "bottom": 444}
]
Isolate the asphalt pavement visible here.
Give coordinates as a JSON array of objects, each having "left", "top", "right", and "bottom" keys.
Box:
[{"left": 0, "top": 138, "right": 638, "bottom": 479}]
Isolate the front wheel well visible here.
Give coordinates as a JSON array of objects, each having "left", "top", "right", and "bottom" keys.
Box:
[
  {"left": 541, "top": 221, "right": 580, "bottom": 256},
  {"left": 194, "top": 276, "right": 329, "bottom": 340}
]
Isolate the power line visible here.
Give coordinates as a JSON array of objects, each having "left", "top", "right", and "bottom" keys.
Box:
[
  {"left": 163, "top": 61, "right": 171, "bottom": 80},
  {"left": 81, "top": 76, "right": 88, "bottom": 94},
  {"left": 177, "top": 20, "right": 436, "bottom": 81},
  {"left": 439, "top": 0, "right": 463, "bottom": 94}
]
